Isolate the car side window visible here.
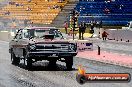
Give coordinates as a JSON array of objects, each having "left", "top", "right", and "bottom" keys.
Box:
[
  {"left": 23, "top": 29, "right": 29, "bottom": 38},
  {"left": 14, "top": 31, "right": 19, "bottom": 39},
  {"left": 14, "top": 29, "right": 23, "bottom": 40}
]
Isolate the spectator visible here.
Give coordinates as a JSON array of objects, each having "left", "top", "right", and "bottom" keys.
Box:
[
  {"left": 19, "top": 3, "right": 24, "bottom": 7},
  {"left": 53, "top": 5, "right": 59, "bottom": 9},
  {"left": 26, "top": 6, "right": 32, "bottom": 11},
  {"left": 104, "top": 8, "right": 110, "bottom": 14},
  {"left": 34, "top": 2, "right": 37, "bottom": 5},
  {"left": 93, "top": 20, "right": 97, "bottom": 27},
  {"left": 30, "top": 22, "right": 34, "bottom": 27},
  {"left": 79, "top": 22, "right": 86, "bottom": 40},
  {"left": 5, "top": 11, "right": 10, "bottom": 15},
  {"left": 9, "top": 1, "right": 11, "bottom": 5},
  {"left": 60, "top": 5, "right": 63, "bottom": 9},
  {"left": 9, "top": 1, "right": 15, "bottom": 5},
  {"left": 63, "top": 21, "right": 68, "bottom": 34},
  {"left": 119, "top": 4, "right": 124, "bottom": 10},
  {"left": 48, "top": 6, "right": 52, "bottom": 9},
  {"left": 83, "top": 22, "right": 86, "bottom": 35},
  {"left": 15, "top": 3, "right": 19, "bottom": 7},
  {"left": 102, "top": 30, "right": 109, "bottom": 40}
]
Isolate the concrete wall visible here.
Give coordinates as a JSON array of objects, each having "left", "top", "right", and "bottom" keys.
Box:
[
  {"left": 0, "top": 31, "right": 10, "bottom": 41},
  {"left": 106, "top": 29, "right": 132, "bottom": 42},
  {"left": 0, "top": 30, "right": 15, "bottom": 42}
]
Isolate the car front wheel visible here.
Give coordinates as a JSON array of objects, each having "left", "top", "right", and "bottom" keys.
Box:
[
  {"left": 49, "top": 59, "right": 57, "bottom": 67},
  {"left": 11, "top": 50, "right": 20, "bottom": 65},
  {"left": 27, "top": 57, "right": 32, "bottom": 69},
  {"left": 65, "top": 56, "right": 73, "bottom": 70}
]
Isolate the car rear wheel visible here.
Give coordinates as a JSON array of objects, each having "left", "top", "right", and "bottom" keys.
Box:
[
  {"left": 11, "top": 51, "right": 20, "bottom": 65},
  {"left": 65, "top": 56, "right": 73, "bottom": 70}
]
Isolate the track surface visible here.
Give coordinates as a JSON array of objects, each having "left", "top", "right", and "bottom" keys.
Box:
[{"left": 0, "top": 40, "right": 132, "bottom": 87}]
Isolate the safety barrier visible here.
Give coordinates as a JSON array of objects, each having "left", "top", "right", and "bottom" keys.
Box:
[
  {"left": 0, "top": 31, "right": 10, "bottom": 41},
  {"left": 106, "top": 29, "right": 132, "bottom": 42},
  {"left": 0, "top": 31, "right": 15, "bottom": 42},
  {"left": 76, "top": 40, "right": 93, "bottom": 51},
  {"left": 69, "top": 39, "right": 93, "bottom": 52}
]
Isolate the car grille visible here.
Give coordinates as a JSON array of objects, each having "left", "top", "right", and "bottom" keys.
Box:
[{"left": 35, "top": 44, "right": 73, "bottom": 52}]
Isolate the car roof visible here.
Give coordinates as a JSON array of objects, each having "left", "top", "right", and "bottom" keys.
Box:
[{"left": 23, "top": 27, "right": 57, "bottom": 30}]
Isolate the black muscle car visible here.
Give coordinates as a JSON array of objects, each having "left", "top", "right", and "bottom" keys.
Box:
[{"left": 9, "top": 27, "right": 77, "bottom": 70}]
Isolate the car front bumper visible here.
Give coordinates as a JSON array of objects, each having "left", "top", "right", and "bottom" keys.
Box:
[{"left": 27, "top": 51, "right": 77, "bottom": 57}]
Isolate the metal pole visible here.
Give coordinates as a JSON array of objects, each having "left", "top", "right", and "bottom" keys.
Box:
[
  {"left": 73, "top": 28, "right": 74, "bottom": 40},
  {"left": 72, "top": 15, "right": 75, "bottom": 40},
  {"left": 98, "top": 45, "right": 100, "bottom": 55}
]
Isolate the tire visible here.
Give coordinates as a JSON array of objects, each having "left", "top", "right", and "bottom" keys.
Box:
[
  {"left": 76, "top": 74, "right": 87, "bottom": 85},
  {"left": 65, "top": 56, "right": 73, "bottom": 70},
  {"left": 49, "top": 59, "right": 57, "bottom": 67},
  {"left": 11, "top": 50, "right": 20, "bottom": 65},
  {"left": 27, "top": 57, "right": 32, "bottom": 69}
]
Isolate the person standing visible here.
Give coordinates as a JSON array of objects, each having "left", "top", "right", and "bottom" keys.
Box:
[
  {"left": 102, "top": 30, "right": 109, "bottom": 40},
  {"left": 82, "top": 22, "right": 86, "bottom": 39},
  {"left": 79, "top": 22, "right": 85, "bottom": 40},
  {"left": 63, "top": 21, "right": 68, "bottom": 34}
]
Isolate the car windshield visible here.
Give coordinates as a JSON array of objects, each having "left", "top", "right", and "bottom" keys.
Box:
[{"left": 23, "top": 28, "right": 63, "bottom": 39}]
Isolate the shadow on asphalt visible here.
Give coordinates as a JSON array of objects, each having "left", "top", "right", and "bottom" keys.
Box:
[{"left": 16, "top": 62, "right": 77, "bottom": 71}]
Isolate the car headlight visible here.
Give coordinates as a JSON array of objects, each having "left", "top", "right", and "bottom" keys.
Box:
[
  {"left": 29, "top": 44, "right": 36, "bottom": 50},
  {"left": 69, "top": 44, "right": 75, "bottom": 51}
]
